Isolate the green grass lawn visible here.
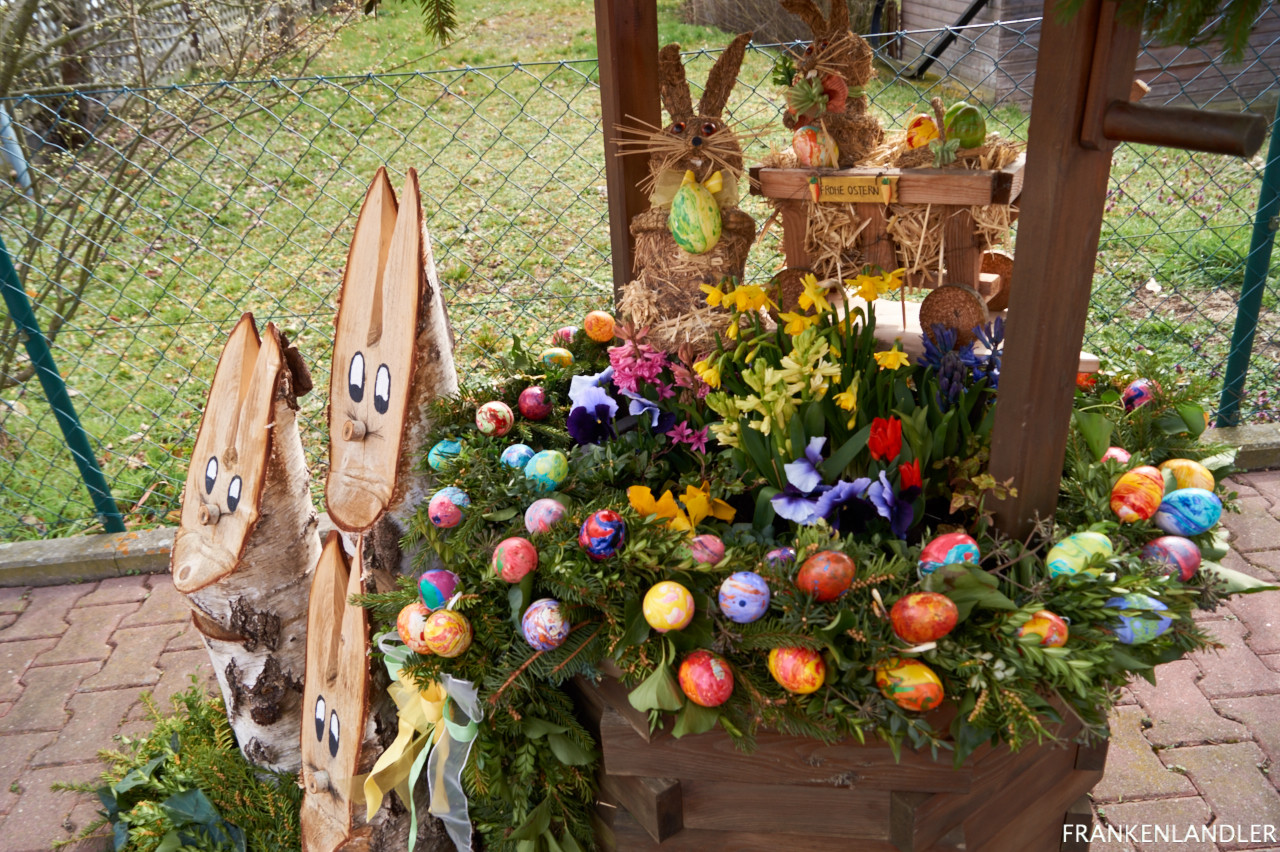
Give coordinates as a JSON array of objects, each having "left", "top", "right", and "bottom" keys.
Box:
[{"left": 0, "top": 0, "right": 1272, "bottom": 539}]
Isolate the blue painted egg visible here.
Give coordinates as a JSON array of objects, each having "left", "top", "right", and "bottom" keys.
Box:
[
  {"left": 1106, "top": 593, "right": 1172, "bottom": 644},
  {"left": 1142, "top": 535, "right": 1202, "bottom": 582},
  {"left": 1122, "top": 378, "right": 1159, "bottom": 412},
  {"left": 918, "top": 532, "right": 980, "bottom": 577},
  {"left": 718, "top": 571, "right": 770, "bottom": 623},
  {"left": 418, "top": 569, "right": 459, "bottom": 610},
  {"left": 427, "top": 439, "right": 463, "bottom": 470},
  {"left": 524, "top": 450, "right": 569, "bottom": 492},
  {"left": 428, "top": 487, "right": 471, "bottom": 528},
  {"left": 524, "top": 498, "right": 568, "bottom": 535},
  {"left": 521, "top": 598, "right": 570, "bottom": 651},
  {"left": 579, "top": 510, "right": 626, "bottom": 560},
  {"left": 1046, "top": 531, "right": 1113, "bottom": 577},
  {"left": 765, "top": 547, "right": 796, "bottom": 567},
  {"left": 1153, "top": 488, "right": 1222, "bottom": 536},
  {"left": 689, "top": 534, "right": 725, "bottom": 565},
  {"left": 501, "top": 443, "right": 536, "bottom": 469}
]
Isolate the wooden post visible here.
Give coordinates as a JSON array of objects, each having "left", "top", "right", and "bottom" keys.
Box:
[
  {"left": 988, "top": 0, "right": 1141, "bottom": 536},
  {"left": 595, "top": 0, "right": 660, "bottom": 302}
]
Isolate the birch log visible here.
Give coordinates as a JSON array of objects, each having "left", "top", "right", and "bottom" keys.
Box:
[{"left": 171, "top": 314, "right": 319, "bottom": 772}]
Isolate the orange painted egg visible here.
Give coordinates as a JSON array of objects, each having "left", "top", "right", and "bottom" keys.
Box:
[
  {"left": 874, "top": 657, "right": 944, "bottom": 712},
  {"left": 767, "top": 647, "right": 826, "bottom": 695},
  {"left": 1110, "top": 466, "right": 1164, "bottom": 523},
  {"left": 643, "top": 581, "right": 694, "bottom": 632},
  {"left": 396, "top": 602, "right": 433, "bottom": 655},
  {"left": 905, "top": 113, "right": 939, "bottom": 149},
  {"left": 1159, "top": 458, "right": 1215, "bottom": 492},
  {"left": 421, "top": 609, "right": 472, "bottom": 658},
  {"left": 583, "top": 310, "right": 616, "bottom": 342},
  {"left": 793, "top": 125, "right": 839, "bottom": 168},
  {"left": 890, "top": 592, "right": 958, "bottom": 644},
  {"left": 678, "top": 649, "right": 734, "bottom": 707},
  {"left": 795, "top": 550, "right": 856, "bottom": 602},
  {"left": 1018, "top": 610, "right": 1069, "bottom": 647}
]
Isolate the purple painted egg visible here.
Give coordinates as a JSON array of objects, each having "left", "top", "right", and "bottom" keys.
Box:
[
  {"left": 678, "top": 650, "right": 734, "bottom": 707},
  {"left": 689, "top": 534, "right": 725, "bottom": 565},
  {"left": 418, "top": 570, "right": 459, "bottom": 610},
  {"left": 492, "top": 536, "right": 539, "bottom": 583},
  {"left": 1142, "top": 535, "right": 1202, "bottom": 582},
  {"left": 521, "top": 598, "right": 570, "bottom": 651},
  {"left": 918, "top": 532, "right": 980, "bottom": 576},
  {"left": 1106, "top": 593, "right": 1172, "bottom": 644},
  {"left": 1122, "top": 378, "right": 1160, "bottom": 413},
  {"left": 643, "top": 581, "right": 695, "bottom": 632},
  {"left": 501, "top": 443, "right": 536, "bottom": 469},
  {"left": 579, "top": 509, "right": 626, "bottom": 561},
  {"left": 524, "top": 498, "right": 568, "bottom": 534},
  {"left": 428, "top": 487, "right": 470, "bottom": 528},
  {"left": 1101, "top": 446, "right": 1131, "bottom": 464},
  {"left": 476, "top": 400, "right": 515, "bottom": 437},
  {"left": 718, "top": 571, "right": 770, "bottom": 623},
  {"left": 518, "top": 386, "right": 553, "bottom": 420},
  {"left": 765, "top": 547, "right": 796, "bottom": 567}
]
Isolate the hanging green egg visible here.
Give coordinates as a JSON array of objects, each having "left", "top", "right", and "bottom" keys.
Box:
[{"left": 668, "top": 170, "right": 722, "bottom": 255}]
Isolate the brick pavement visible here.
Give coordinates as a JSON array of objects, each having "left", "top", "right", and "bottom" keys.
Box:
[{"left": 0, "top": 475, "right": 1277, "bottom": 851}]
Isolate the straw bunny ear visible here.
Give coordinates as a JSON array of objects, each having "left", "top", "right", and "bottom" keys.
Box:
[
  {"left": 781, "top": 0, "right": 829, "bottom": 35},
  {"left": 828, "top": 0, "right": 849, "bottom": 34},
  {"left": 658, "top": 43, "right": 694, "bottom": 122},
  {"left": 699, "top": 32, "right": 752, "bottom": 119}
]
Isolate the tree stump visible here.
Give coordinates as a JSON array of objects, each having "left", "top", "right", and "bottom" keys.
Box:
[{"left": 171, "top": 314, "right": 318, "bottom": 772}]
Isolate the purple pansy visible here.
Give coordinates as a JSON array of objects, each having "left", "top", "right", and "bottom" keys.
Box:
[{"left": 783, "top": 437, "right": 826, "bottom": 494}]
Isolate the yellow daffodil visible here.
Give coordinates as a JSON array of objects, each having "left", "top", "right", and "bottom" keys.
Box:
[
  {"left": 778, "top": 310, "right": 817, "bottom": 335},
  {"left": 693, "top": 357, "right": 721, "bottom": 389},
  {"left": 874, "top": 348, "right": 911, "bottom": 370},
  {"left": 738, "top": 284, "right": 774, "bottom": 312},
  {"left": 627, "top": 485, "right": 692, "bottom": 531},
  {"left": 797, "top": 273, "right": 832, "bottom": 314},
  {"left": 682, "top": 482, "right": 736, "bottom": 526},
  {"left": 881, "top": 268, "right": 905, "bottom": 294},
  {"left": 833, "top": 381, "right": 858, "bottom": 428},
  {"left": 700, "top": 283, "right": 724, "bottom": 308},
  {"left": 847, "top": 273, "right": 880, "bottom": 303}
]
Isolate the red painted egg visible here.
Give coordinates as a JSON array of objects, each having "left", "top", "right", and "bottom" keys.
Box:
[
  {"left": 518, "top": 386, "right": 553, "bottom": 420},
  {"left": 767, "top": 647, "right": 826, "bottom": 694},
  {"left": 874, "top": 657, "right": 944, "bottom": 712},
  {"left": 890, "top": 592, "right": 958, "bottom": 644},
  {"left": 492, "top": 536, "right": 539, "bottom": 583},
  {"left": 1110, "top": 465, "right": 1164, "bottom": 523},
  {"left": 1142, "top": 535, "right": 1202, "bottom": 582},
  {"left": 795, "top": 550, "right": 855, "bottom": 602},
  {"left": 678, "top": 650, "right": 734, "bottom": 707},
  {"left": 905, "top": 113, "right": 939, "bottom": 149},
  {"left": 1018, "top": 610, "right": 1069, "bottom": 647}
]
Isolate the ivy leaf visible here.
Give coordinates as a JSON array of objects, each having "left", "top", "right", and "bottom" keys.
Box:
[
  {"left": 546, "top": 732, "right": 595, "bottom": 765},
  {"left": 1154, "top": 410, "right": 1191, "bottom": 435},
  {"left": 522, "top": 717, "right": 568, "bottom": 738},
  {"left": 922, "top": 565, "right": 1015, "bottom": 620},
  {"left": 628, "top": 662, "right": 684, "bottom": 713},
  {"left": 1201, "top": 560, "right": 1280, "bottom": 595},
  {"left": 671, "top": 702, "right": 719, "bottom": 738},
  {"left": 509, "top": 574, "right": 535, "bottom": 631}
]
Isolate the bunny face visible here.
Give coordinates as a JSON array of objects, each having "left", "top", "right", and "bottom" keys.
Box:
[{"left": 782, "top": 0, "right": 875, "bottom": 91}]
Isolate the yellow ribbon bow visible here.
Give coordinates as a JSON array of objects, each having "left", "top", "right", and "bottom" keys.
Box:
[{"left": 363, "top": 671, "right": 447, "bottom": 820}]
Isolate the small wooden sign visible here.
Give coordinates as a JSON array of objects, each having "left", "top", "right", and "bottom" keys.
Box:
[{"left": 809, "top": 175, "right": 898, "bottom": 204}]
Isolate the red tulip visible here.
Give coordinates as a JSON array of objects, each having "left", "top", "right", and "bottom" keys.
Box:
[
  {"left": 869, "top": 417, "right": 903, "bottom": 461},
  {"left": 899, "top": 459, "right": 922, "bottom": 491}
]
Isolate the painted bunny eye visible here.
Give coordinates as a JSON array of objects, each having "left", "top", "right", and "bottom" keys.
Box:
[
  {"left": 702, "top": 122, "right": 718, "bottom": 136},
  {"left": 348, "top": 352, "right": 365, "bottom": 403},
  {"left": 204, "top": 457, "right": 218, "bottom": 494},
  {"left": 670, "top": 121, "right": 686, "bottom": 135},
  {"left": 227, "top": 476, "right": 242, "bottom": 512},
  {"left": 373, "top": 364, "right": 391, "bottom": 415},
  {"left": 819, "top": 39, "right": 829, "bottom": 50},
  {"left": 314, "top": 696, "right": 326, "bottom": 742},
  {"left": 804, "top": 44, "right": 814, "bottom": 55},
  {"left": 328, "top": 710, "right": 340, "bottom": 758}
]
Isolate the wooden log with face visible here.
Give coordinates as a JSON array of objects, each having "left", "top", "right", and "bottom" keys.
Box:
[{"left": 171, "top": 314, "right": 318, "bottom": 772}]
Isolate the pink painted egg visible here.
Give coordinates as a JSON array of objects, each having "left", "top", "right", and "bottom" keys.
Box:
[
  {"left": 428, "top": 487, "right": 470, "bottom": 528},
  {"left": 418, "top": 570, "right": 459, "bottom": 610},
  {"left": 522, "top": 598, "right": 571, "bottom": 651},
  {"left": 396, "top": 602, "right": 433, "bottom": 655},
  {"left": 421, "top": 609, "right": 472, "bottom": 658},
  {"left": 874, "top": 657, "right": 944, "bottom": 712},
  {"left": 689, "top": 534, "right": 725, "bottom": 565},
  {"left": 1142, "top": 535, "right": 1202, "bottom": 582},
  {"left": 678, "top": 649, "right": 734, "bottom": 707},
  {"left": 1018, "top": 610, "right": 1069, "bottom": 647},
  {"left": 767, "top": 646, "right": 826, "bottom": 695},
  {"left": 524, "top": 498, "right": 568, "bottom": 534},
  {"left": 1101, "top": 446, "right": 1131, "bottom": 464},
  {"left": 583, "top": 310, "right": 616, "bottom": 342},
  {"left": 492, "top": 536, "right": 539, "bottom": 583},
  {"left": 552, "top": 326, "right": 579, "bottom": 345},
  {"left": 1122, "top": 378, "right": 1160, "bottom": 412},
  {"left": 1110, "top": 466, "right": 1164, "bottom": 523},
  {"left": 792, "top": 125, "right": 839, "bottom": 168},
  {"left": 476, "top": 400, "right": 515, "bottom": 436},
  {"left": 890, "top": 592, "right": 958, "bottom": 644},
  {"left": 1159, "top": 458, "right": 1214, "bottom": 492},
  {"left": 795, "top": 550, "right": 855, "bottom": 602},
  {"left": 643, "top": 581, "right": 694, "bottom": 632},
  {"left": 918, "top": 532, "right": 980, "bottom": 576},
  {"left": 518, "top": 386, "right": 553, "bottom": 420}
]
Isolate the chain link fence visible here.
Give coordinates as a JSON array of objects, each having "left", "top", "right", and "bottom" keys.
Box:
[{"left": 0, "top": 11, "right": 1276, "bottom": 540}]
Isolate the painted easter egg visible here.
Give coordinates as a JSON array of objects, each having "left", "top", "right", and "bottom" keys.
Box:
[
  {"left": 918, "top": 532, "right": 980, "bottom": 576},
  {"left": 678, "top": 650, "right": 734, "bottom": 707},
  {"left": 1106, "top": 593, "right": 1172, "bottom": 645},
  {"left": 689, "top": 534, "right": 725, "bottom": 565},
  {"left": 541, "top": 347, "right": 575, "bottom": 369},
  {"left": 427, "top": 438, "right": 463, "bottom": 471},
  {"left": 943, "top": 102, "right": 986, "bottom": 148},
  {"left": 1046, "top": 531, "right": 1113, "bottom": 577},
  {"left": 524, "top": 497, "right": 568, "bottom": 535},
  {"left": 767, "top": 647, "right": 826, "bottom": 695},
  {"left": 1153, "top": 488, "right": 1222, "bottom": 536},
  {"left": 1110, "top": 466, "right": 1164, "bottom": 523},
  {"left": 795, "top": 550, "right": 855, "bottom": 602},
  {"left": 501, "top": 443, "right": 536, "bottom": 469},
  {"left": 874, "top": 657, "right": 945, "bottom": 712},
  {"left": 524, "top": 450, "right": 569, "bottom": 492},
  {"left": 428, "top": 487, "right": 470, "bottom": 529},
  {"left": 552, "top": 326, "right": 579, "bottom": 345},
  {"left": 668, "top": 172, "right": 722, "bottom": 254},
  {"left": 579, "top": 509, "right": 626, "bottom": 560},
  {"left": 905, "top": 113, "right": 939, "bottom": 149},
  {"left": 765, "top": 547, "right": 796, "bottom": 567},
  {"left": 890, "top": 592, "right": 959, "bottom": 644},
  {"left": 584, "top": 311, "right": 616, "bottom": 342},
  {"left": 396, "top": 602, "right": 433, "bottom": 654},
  {"left": 521, "top": 598, "right": 570, "bottom": 651},
  {"left": 1101, "top": 446, "right": 1131, "bottom": 464},
  {"left": 492, "top": 537, "right": 539, "bottom": 583},
  {"left": 643, "top": 581, "right": 694, "bottom": 632},
  {"left": 1142, "top": 535, "right": 1202, "bottom": 582},
  {"left": 418, "top": 570, "right": 459, "bottom": 610},
  {"left": 518, "top": 386, "right": 553, "bottom": 421},
  {"left": 422, "top": 609, "right": 472, "bottom": 657},
  {"left": 476, "top": 401, "right": 515, "bottom": 437},
  {"left": 718, "top": 571, "right": 771, "bottom": 624},
  {"left": 1122, "top": 378, "right": 1159, "bottom": 412},
  {"left": 1018, "top": 610, "right": 1069, "bottom": 647},
  {"left": 792, "top": 125, "right": 839, "bottom": 168},
  {"left": 1159, "top": 458, "right": 1215, "bottom": 492}
]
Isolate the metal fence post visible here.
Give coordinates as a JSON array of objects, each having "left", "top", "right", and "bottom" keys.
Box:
[
  {"left": 1218, "top": 99, "right": 1280, "bottom": 427},
  {"left": 0, "top": 235, "right": 125, "bottom": 533}
]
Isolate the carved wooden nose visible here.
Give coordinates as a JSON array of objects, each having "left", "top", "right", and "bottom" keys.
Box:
[
  {"left": 342, "top": 420, "right": 367, "bottom": 441},
  {"left": 306, "top": 769, "right": 329, "bottom": 794},
  {"left": 199, "top": 504, "right": 220, "bottom": 525}
]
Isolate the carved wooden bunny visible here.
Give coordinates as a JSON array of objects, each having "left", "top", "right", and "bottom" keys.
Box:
[
  {"left": 618, "top": 32, "right": 757, "bottom": 349},
  {"left": 781, "top": 0, "right": 883, "bottom": 166}
]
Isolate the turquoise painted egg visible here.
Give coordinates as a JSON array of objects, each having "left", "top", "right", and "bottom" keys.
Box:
[
  {"left": 476, "top": 400, "right": 515, "bottom": 437},
  {"left": 521, "top": 598, "right": 570, "bottom": 651},
  {"left": 501, "top": 443, "right": 536, "bottom": 469},
  {"left": 518, "top": 386, "right": 553, "bottom": 420},
  {"left": 524, "top": 450, "right": 569, "bottom": 492},
  {"left": 1122, "top": 378, "right": 1159, "bottom": 412},
  {"left": 1153, "top": 488, "right": 1222, "bottom": 536},
  {"left": 1110, "top": 466, "right": 1164, "bottom": 523},
  {"left": 1106, "top": 593, "right": 1172, "bottom": 644},
  {"left": 492, "top": 536, "right": 539, "bottom": 583},
  {"left": 643, "top": 580, "right": 694, "bottom": 632},
  {"left": 765, "top": 547, "right": 796, "bottom": 566},
  {"left": 689, "top": 534, "right": 725, "bottom": 565},
  {"left": 524, "top": 498, "right": 568, "bottom": 534},
  {"left": 678, "top": 650, "right": 734, "bottom": 707},
  {"left": 418, "top": 569, "right": 459, "bottom": 610},
  {"left": 1142, "top": 535, "right": 1201, "bottom": 582},
  {"left": 428, "top": 487, "right": 470, "bottom": 528},
  {"left": 427, "top": 438, "right": 463, "bottom": 470},
  {"left": 1159, "top": 458, "right": 1215, "bottom": 492},
  {"left": 579, "top": 509, "right": 626, "bottom": 560},
  {"left": 1046, "top": 531, "right": 1113, "bottom": 577},
  {"left": 540, "top": 347, "right": 574, "bottom": 368},
  {"left": 918, "top": 532, "right": 980, "bottom": 576},
  {"left": 718, "top": 571, "right": 770, "bottom": 623}
]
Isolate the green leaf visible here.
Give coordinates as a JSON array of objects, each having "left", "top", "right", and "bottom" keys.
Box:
[
  {"left": 628, "top": 662, "right": 685, "bottom": 713},
  {"left": 671, "top": 702, "right": 720, "bottom": 738},
  {"left": 804, "top": 400, "right": 826, "bottom": 440},
  {"left": 155, "top": 831, "right": 184, "bottom": 852},
  {"left": 1202, "top": 530, "right": 1230, "bottom": 561},
  {"left": 510, "top": 574, "right": 535, "bottom": 630},
  {"left": 1201, "top": 560, "right": 1280, "bottom": 594},
  {"left": 1177, "top": 403, "right": 1207, "bottom": 437},
  {"left": 1154, "top": 410, "right": 1190, "bottom": 435},
  {"left": 547, "top": 732, "right": 595, "bottom": 765},
  {"left": 113, "top": 822, "right": 129, "bottom": 852},
  {"left": 620, "top": 595, "right": 651, "bottom": 648},
  {"left": 1073, "top": 409, "right": 1113, "bottom": 461},
  {"left": 522, "top": 717, "right": 568, "bottom": 738},
  {"left": 159, "top": 788, "right": 220, "bottom": 827},
  {"left": 482, "top": 507, "right": 519, "bottom": 522},
  {"left": 558, "top": 830, "right": 585, "bottom": 852},
  {"left": 822, "top": 425, "right": 870, "bottom": 479},
  {"left": 1199, "top": 449, "right": 1237, "bottom": 472},
  {"left": 789, "top": 409, "right": 807, "bottom": 462},
  {"left": 923, "top": 565, "right": 1016, "bottom": 620},
  {"left": 739, "top": 418, "right": 780, "bottom": 488},
  {"left": 113, "top": 755, "right": 166, "bottom": 796},
  {"left": 509, "top": 798, "right": 553, "bottom": 841},
  {"left": 754, "top": 486, "right": 779, "bottom": 532}
]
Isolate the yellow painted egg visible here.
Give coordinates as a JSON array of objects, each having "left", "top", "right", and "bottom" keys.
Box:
[
  {"left": 1159, "top": 458, "right": 1215, "bottom": 492},
  {"left": 874, "top": 657, "right": 944, "bottom": 712},
  {"left": 642, "top": 581, "right": 694, "bottom": 633},
  {"left": 1046, "top": 531, "right": 1113, "bottom": 577},
  {"left": 421, "top": 609, "right": 472, "bottom": 658},
  {"left": 767, "top": 647, "right": 825, "bottom": 695},
  {"left": 540, "top": 347, "right": 574, "bottom": 368},
  {"left": 583, "top": 310, "right": 616, "bottom": 342},
  {"left": 905, "top": 113, "right": 939, "bottom": 149},
  {"left": 1018, "top": 610, "right": 1069, "bottom": 647},
  {"left": 1110, "top": 466, "right": 1165, "bottom": 523}
]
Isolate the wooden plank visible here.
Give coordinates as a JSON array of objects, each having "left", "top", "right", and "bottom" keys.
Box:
[
  {"left": 595, "top": 660, "right": 655, "bottom": 742},
  {"left": 599, "top": 773, "right": 683, "bottom": 843},
  {"left": 680, "top": 780, "right": 890, "bottom": 838},
  {"left": 604, "top": 807, "right": 902, "bottom": 852},
  {"left": 859, "top": 205, "right": 896, "bottom": 274},
  {"left": 594, "top": 0, "right": 660, "bottom": 300},
  {"left": 988, "top": 0, "right": 1143, "bottom": 537},
  {"left": 778, "top": 200, "right": 811, "bottom": 268},
  {"left": 964, "top": 743, "right": 1096, "bottom": 851},
  {"left": 1060, "top": 796, "right": 1095, "bottom": 852},
  {"left": 751, "top": 162, "right": 1025, "bottom": 206},
  {"left": 942, "top": 206, "right": 983, "bottom": 288}
]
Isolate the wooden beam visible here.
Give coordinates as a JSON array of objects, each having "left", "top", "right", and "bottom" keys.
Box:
[
  {"left": 594, "top": 0, "right": 660, "bottom": 303},
  {"left": 988, "top": 0, "right": 1141, "bottom": 536}
]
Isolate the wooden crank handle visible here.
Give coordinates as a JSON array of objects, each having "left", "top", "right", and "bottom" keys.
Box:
[{"left": 1102, "top": 101, "right": 1267, "bottom": 158}]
